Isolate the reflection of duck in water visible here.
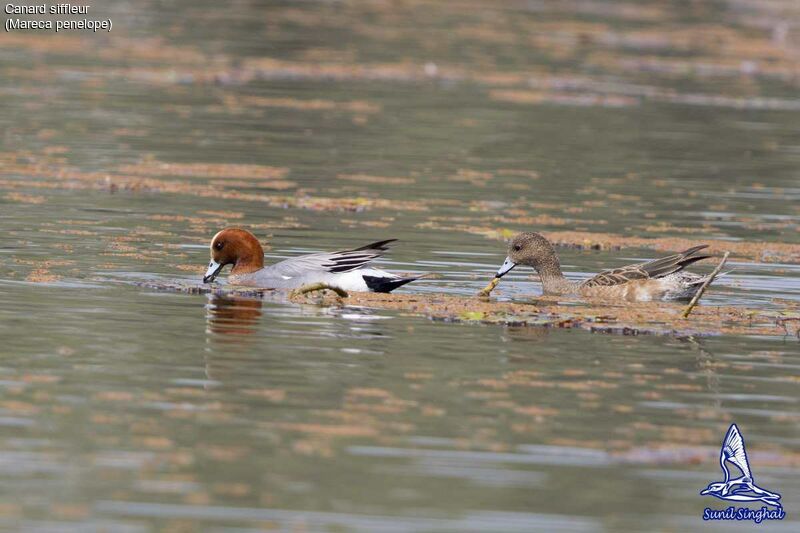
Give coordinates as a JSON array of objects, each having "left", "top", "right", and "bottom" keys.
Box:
[
  {"left": 203, "top": 295, "right": 266, "bottom": 386},
  {"left": 700, "top": 424, "right": 782, "bottom": 508},
  {"left": 206, "top": 294, "right": 263, "bottom": 338}
]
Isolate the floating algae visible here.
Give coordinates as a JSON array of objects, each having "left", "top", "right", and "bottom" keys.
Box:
[
  {"left": 136, "top": 280, "right": 800, "bottom": 339},
  {"left": 289, "top": 282, "right": 349, "bottom": 298},
  {"left": 134, "top": 280, "right": 278, "bottom": 298}
]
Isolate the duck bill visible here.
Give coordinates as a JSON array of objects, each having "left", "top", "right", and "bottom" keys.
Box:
[
  {"left": 203, "top": 260, "right": 223, "bottom": 283},
  {"left": 700, "top": 488, "right": 711, "bottom": 495},
  {"left": 495, "top": 256, "right": 517, "bottom": 278}
]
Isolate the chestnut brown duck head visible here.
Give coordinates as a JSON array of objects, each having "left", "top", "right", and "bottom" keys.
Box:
[{"left": 204, "top": 228, "right": 265, "bottom": 283}]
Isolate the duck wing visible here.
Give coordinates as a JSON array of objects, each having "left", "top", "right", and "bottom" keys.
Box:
[
  {"left": 581, "top": 245, "right": 710, "bottom": 287},
  {"left": 270, "top": 239, "right": 397, "bottom": 277}
]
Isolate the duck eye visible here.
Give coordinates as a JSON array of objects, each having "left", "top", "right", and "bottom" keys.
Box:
[
  {"left": 513, "top": 244, "right": 522, "bottom": 251},
  {"left": 214, "top": 241, "right": 224, "bottom": 251}
]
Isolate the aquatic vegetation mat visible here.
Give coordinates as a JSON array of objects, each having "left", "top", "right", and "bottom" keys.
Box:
[{"left": 135, "top": 281, "right": 800, "bottom": 340}]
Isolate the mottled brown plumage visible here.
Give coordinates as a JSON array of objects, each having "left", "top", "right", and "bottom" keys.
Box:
[
  {"left": 581, "top": 245, "right": 711, "bottom": 288},
  {"left": 494, "top": 232, "right": 719, "bottom": 301}
]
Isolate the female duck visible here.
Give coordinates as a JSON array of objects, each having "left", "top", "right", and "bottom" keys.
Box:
[
  {"left": 203, "top": 228, "right": 418, "bottom": 293},
  {"left": 493, "top": 232, "right": 719, "bottom": 301}
]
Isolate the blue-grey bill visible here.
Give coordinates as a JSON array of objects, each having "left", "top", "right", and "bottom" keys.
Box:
[
  {"left": 203, "top": 260, "right": 223, "bottom": 283},
  {"left": 495, "top": 256, "right": 517, "bottom": 278}
]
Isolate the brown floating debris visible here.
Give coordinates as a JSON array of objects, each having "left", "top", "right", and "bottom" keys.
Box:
[
  {"left": 135, "top": 281, "right": 799, "bottom": 338},
  {"left": 682, "top": 252, "right": 730, "bottom": 318},
  {"left": 289, "top": 282, "right": 349, "bottom": 299},
  {"left": 223, "top": 95, "right": 381, "bottom": 114},
  {"left": 4, "top": 192, "right": 46, "bottom": 204},
  {"left": 117, "top": 161, "right": 289, "bottom": 180},
  {"left": 776, "top": 315, "right": 800, "bottom": 339},
  {"left": 25, "top": 268, "right": 60, "bottom": 283}
]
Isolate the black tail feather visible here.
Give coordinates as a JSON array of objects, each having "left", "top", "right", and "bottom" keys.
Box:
[
  {"left": 680, "top": 244, "right": 710, "bottom": 257},
  {"left": 362, "top": 275, "right": 417, "bottom": 293},
  {"left": 677, "top": 254, "right": 712, "bottom": 269},
  {"left": 352, "top": 239, "right": 397, "bottom": 252},
  {"left": 642, "top": 244, "right": 711, "bottom": 279}
]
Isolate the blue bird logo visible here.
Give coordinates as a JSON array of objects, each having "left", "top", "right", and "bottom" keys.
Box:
[{"left": 700, "top": 424, "right": 782, "bottom": 508}]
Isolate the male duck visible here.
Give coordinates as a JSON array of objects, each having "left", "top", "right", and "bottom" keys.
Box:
[
  {"left": 493, "top": 232, "right": 720, "bottom": 301},
  {"left": 203, "top": 228, "right": 418, "bottom": 293}
]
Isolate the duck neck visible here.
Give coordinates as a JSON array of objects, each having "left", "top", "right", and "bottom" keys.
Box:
[
  {"left": 535, "top": 255, "right": 572, "bottom": 294},
  {"left": 230, "top": 242, "right": 265, "bottom": 275}
]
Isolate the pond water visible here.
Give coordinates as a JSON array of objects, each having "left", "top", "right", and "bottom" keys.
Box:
[{"left": 1, "top": 0, "right": 799, "bottom": 530}]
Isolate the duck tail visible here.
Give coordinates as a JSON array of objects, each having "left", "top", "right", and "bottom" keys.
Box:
[
  {"left": 352, "top": 239, "right": 397, "bottom": 252},
  {"left": 637, "top": 244, "right": 712, "bottom": 279},
  {"left": 362, "top": 275, "right": 418, "bottom": 293},
  {"left": 678, "top": 245, "right": 713, "bottom": 270}
]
